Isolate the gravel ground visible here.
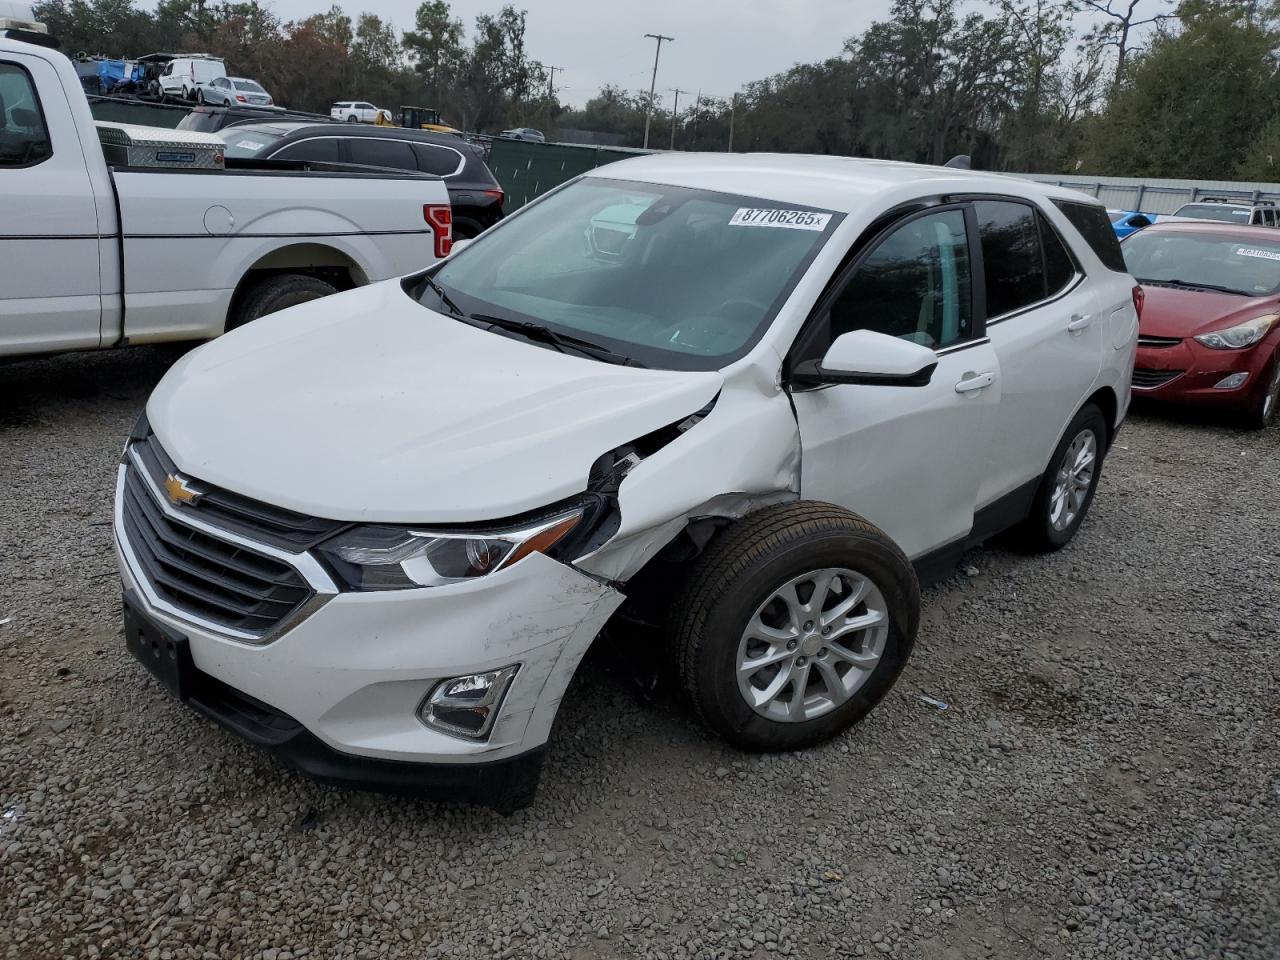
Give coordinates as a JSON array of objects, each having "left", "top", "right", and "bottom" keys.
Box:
[{"left": 1, "top": 346, "right": 1277, "bottom": 960}]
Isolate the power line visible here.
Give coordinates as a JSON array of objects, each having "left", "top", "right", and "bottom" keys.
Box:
[{"left": 642, "top": 32, "right": 673, "bottom": 150}]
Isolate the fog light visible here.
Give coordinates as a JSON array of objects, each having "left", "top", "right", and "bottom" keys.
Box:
[
  {"left": 1214, "top": 372, "right": 1249, "bottom": 389},
  {"left": 418, "top": 665, "right": 519, "bottom": 740}
]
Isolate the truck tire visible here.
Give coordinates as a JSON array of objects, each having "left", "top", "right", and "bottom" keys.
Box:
[
  {"left": 231, "top": 274, "right": 338, "bottom": 329},
  {"left": 346, "top": 114, "right": 357, "bottom": 123},
  {"left": 1012, "top": 403, "right": 1107, "bottom": 552},
  {"left": 670, "top": 502, "right": 919, "bottom": 753}
]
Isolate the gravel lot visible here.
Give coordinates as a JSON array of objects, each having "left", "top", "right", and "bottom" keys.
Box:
[{"left": 1, "top": 346, "right": 1277, "bottom": 960}]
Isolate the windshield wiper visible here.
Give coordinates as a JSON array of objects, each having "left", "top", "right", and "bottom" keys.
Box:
[
  {"left": 469, "top": 313, "right": 643, "bottom": 367},
  {"left": 1145, "top": 277, "right": 1244, "bottom": 296},
  {"left": 420, "top": 274, "right": 465, "bottom": 317}
]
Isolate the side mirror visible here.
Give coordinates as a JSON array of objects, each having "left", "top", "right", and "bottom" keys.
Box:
[{"left": 792, "top": 329, "right": 937, "bottom": 387}]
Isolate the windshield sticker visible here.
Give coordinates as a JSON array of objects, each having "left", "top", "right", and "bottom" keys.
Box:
[
  {"left": 234, "top": 139, "right": 265, "bottom": 151},
  {"left": 1234, "top": 246, "right": 1280, "bottom": 261},
  {"left": 729, "top": 208, "right": 832, "bottom": 231}
]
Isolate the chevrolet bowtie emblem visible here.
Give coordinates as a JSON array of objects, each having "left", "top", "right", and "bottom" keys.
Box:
[{"left": 164, "top": 473, "right": 203, "bottom": 506}]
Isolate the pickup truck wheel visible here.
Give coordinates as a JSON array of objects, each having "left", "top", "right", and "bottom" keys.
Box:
[
  {"left": 232, "top": 274, "right": 338, "bottom": 328},
  {"left": 671, "top": 502, "right": 919, "bottom": 752},
  {"left": 346, "top": 115, "right": 357, "bottom": 123},
  {"left": 1013, "top": 403, "right": 1107, "bottom": 552}
]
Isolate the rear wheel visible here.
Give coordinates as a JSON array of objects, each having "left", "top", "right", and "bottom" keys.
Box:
[
  {"left": 346, "top": 114, "right": 357, "bottom": 123},
  {"left": 671, "top": 502, "right": 919, "bottom": 753},
  {"left": 181, "top": 85, "right": 191, "bottom": 101},
  {"left": 1013, "top": 403, "right": 1107, "bottom": 552},
  {"left": 1243, "top": 353, "right": 1280, "bottom": 430},
  {"left": 230, "top": 274, "right": 338, "bottom": 329}
]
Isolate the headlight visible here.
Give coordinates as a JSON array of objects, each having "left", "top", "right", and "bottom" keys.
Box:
[
  {"left": 1194, "top": 314, "right": 1278, "bottom": 350},
  {"left": 317, "top": 508, "right": 585, "bottom": 591}
]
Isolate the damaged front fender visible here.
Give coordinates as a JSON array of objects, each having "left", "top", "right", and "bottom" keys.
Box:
[{"left": 574, "top": 371, "right": 802, "bottom": 583}]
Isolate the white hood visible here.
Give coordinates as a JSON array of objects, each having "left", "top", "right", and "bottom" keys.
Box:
[{"left": 148, "top": 281, "right": 723, "bottom": 523}]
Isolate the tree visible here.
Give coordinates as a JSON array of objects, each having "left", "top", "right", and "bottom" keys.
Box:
[
  {"left": 402, "top": 0, "right": 464, "bottom": 105},
  {"left": 1075, "top": 0, "right": 1175, "bottom": 93},
  {"left": 1079, "top": 0, "right": 1280, "bottom": 177}
]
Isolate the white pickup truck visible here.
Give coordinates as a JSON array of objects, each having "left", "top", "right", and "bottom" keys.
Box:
[{"left": 0, "top": 35, "right": 452, "bottom": 358}]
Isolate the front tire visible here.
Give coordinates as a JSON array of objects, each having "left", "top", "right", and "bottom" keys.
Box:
[
  {"left": 1014, "top": 403, "right": 1107, "bottom": 552},
  {"left": 196, "top": 89, "right": 205, "bottom": 105},
  {"left": 671, "top": 502, "right": 919, "bottom": 753},
  {"left": 230, "top": 274, "right": 338, "bottom": 329},
  {"left": 1243, "top": 353, "right": 1280, "bottom": 430}
]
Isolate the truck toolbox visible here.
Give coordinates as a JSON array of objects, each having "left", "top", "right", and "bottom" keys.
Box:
[{"left": 97, "top": 121, "right": 225, "bottom": 169}]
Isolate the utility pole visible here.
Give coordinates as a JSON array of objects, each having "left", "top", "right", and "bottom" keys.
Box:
[
  {"left": 669, "top": 87, "right": 686, "bottom": 150},
  {"left": 727, "top": 93, "right": 736, "bottom": 152},
  {"left": 642, "top": 33, "right": 673, "bottom": 150},
  {"left": 689, "top": 88, "right": 701, "bottom": 149},
  {"left": 545, "top": 64, "right": 562, "bottom": 103}
]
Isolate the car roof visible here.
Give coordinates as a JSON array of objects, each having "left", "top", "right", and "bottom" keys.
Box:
[
  {"left": 1138, "top": 221, "right": 1280, "bottom": 239},
  {"left": 588, "top": 153, "right": 1099, "bottom": 216},
  {"left": 266, "top": 123, "right": 472, "bottom": 147}
]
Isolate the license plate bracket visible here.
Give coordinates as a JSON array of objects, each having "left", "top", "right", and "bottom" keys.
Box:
[{"left": 123, "top": 592, "right": 196, "bottom": 701}]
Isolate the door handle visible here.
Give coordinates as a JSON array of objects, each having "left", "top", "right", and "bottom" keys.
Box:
[
  {"left": 1067, "top": 313, "right": 1093, "bottom": 333},
  {"left": 955, "top": 371, "right": 996, "bottom": 394}
]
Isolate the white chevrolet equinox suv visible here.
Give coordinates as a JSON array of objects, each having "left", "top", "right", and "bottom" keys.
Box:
[{"left": 114, "top": 155, "right": 1140, "bottom": 810}]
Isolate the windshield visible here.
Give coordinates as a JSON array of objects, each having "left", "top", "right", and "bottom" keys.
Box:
[
  {"left": 233, "top": 80, "right": 265, "bottom": 93},
  {"left": 1123, "top": 230, "right": 1280, "bottom": 296},
  {"left": 421, "top": 177, "right": 840, "bottom": 370},
  {"left": 217, "top": 125, "right": 288, "bottom": 157},
  {"left": 1176, "top": 204, "right": 1251, "bottom": 223}
]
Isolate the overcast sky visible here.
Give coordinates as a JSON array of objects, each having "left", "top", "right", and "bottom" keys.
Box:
[
  {"left": 240, "top": 0, "right": 1133, "bottom": 108},
  {"left": 268, "top": 0, "right": 898, "bottom": 106}
]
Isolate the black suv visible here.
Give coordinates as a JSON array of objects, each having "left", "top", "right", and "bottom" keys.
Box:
[{"left": 215, "top": 121, "right": 506, "bottom": 238}]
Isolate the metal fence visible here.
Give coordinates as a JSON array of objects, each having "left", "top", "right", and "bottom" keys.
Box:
[
  {"left": 87, "top": 96, "right": 190, "bottom": 129},
  {"left": 486, "top": 139, "right": 653, "bottom": 209},
  {"left": 1017, "top": 173, "right": 1280, "bottom": 215},
  {"left": 487, "top": 140, "right": 1280, "bottom": 217}
]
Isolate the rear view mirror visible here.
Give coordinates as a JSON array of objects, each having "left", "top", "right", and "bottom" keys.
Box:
[{"left": 792, "top": 329, "right": 937, "bottom": 387}]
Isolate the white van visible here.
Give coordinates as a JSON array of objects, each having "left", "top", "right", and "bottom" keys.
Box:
[{"left": 158, "top": 55, "right": 225, "bottom": 101}]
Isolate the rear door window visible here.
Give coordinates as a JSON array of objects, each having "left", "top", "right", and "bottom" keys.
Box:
[
  {"left": 273, "top": 138, "right": 340, "bottom": 163},
  {"left": 974, "top": 200, "right": 1045, "bottom": 318},
  {"left": 0, "top": 62, "right": 53, "bottom": 167},
  {"left": 348, "top": 138, "right": 416, "bottom": 171},
  {"left": 1053, "top": 200, "right": 1127, "bottom": 272},
  {"left": 1040, "top": 214, "right": 1077, "bottom": 295},
  {"left": 411, "top": 143, "right": 463, "bottom": 177}
]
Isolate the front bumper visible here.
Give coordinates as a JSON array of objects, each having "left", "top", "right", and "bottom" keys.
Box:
[
  {"left": 1133, "top": 338, "right": 1273, "bottom": 410},
  {"left": 113, "top": 463, "right": 624, "bottom": 788}
]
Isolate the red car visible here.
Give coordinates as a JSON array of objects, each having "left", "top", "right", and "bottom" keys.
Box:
[{"left": 1123, "top": 222, "right": 1280, "bottom": 428}]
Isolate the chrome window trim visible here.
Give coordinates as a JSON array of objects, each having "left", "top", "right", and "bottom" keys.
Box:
[
  {"left": 115, "top": 451, "right": 338, "bottom": 645},
  {"left": 982, "top": 271, "right": 1086, "bottom": 328},
  {"left": 269, "top": 135, "right": 466, "bottom": 178},
  {"left": 935, "top": 336, "right": 991, "bottom": 357}
]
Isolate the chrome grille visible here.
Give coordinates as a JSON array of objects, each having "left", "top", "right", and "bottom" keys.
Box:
[
  {"left": 121, "top": 449, "right": 316, "bottom": 636},
  {"left": 1137, "top": 334, "right": 1182, "bottom": 348},
  {"left": 1132, "top": 368, "right": 1184, "bottom": 389}
]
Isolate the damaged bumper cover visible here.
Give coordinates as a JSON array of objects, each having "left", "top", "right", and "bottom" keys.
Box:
[{"left": 116, "top": 514, "right": 623, "bottom": 799}]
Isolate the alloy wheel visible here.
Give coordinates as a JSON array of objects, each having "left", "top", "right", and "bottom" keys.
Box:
[
  {"left": 1049, "top": 428, "right": 1097, "bottom": 531},
  {"left": 1262, "top": 362, "right": 1280, "bottom": 422},
  {"left": 735, "top": 568, "right": 888, "bottom": 723}
]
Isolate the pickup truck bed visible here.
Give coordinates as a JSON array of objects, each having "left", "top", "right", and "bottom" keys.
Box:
[{"left": 0, "top": 36, "right": 451, "bottom": 358}]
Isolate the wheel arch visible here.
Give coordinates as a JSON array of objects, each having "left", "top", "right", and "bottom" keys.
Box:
[
  {"left": 223, "top": 242, "right": 371, "bottom": 333},
  {"left": 1082, "top": 384, "right": 1119, "bottom": 450}
]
